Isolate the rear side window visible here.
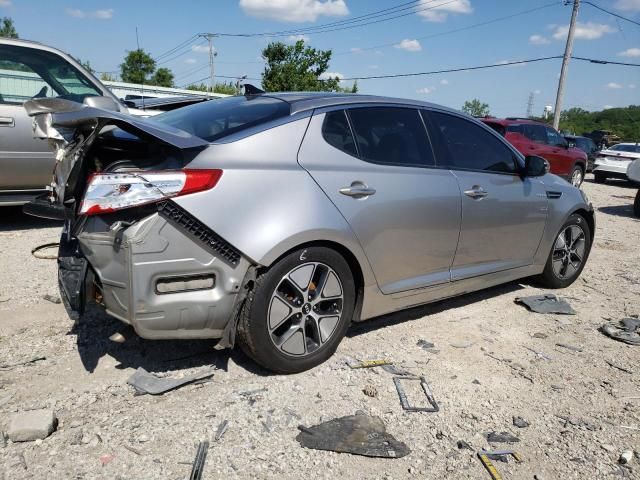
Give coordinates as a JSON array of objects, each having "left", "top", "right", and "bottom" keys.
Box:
[
  {"left": 522, "top": 124, "right": 547, "bottom": 144},
  {"left": 427, "top": 111, "right": 518, "bottom": 174},
  {"left": 155, "top": 95, "right": 290, "bottom": 142},
  {"left": 322, "top": 110, "right": 357, "bottom": 156},
  {"left": 347, "top": 107, "right": 434, "bottom": 167}
]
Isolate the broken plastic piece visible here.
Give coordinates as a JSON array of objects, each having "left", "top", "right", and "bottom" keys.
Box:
[
  {"left": 215, "top": 420, "right": 229, "bottom": 441},
  {"left": 381, "top": 364, "right": 413, "bottom": 376},
  {"left": 345, "top": 357, "right": 392, "bottom": 369},
  {"left": 296, "top": 414, "right": 410, "bottom": 458},
  {"left": 478, "top": 450, "right": 523, "bottom": 480},
  {"left": 126, "top": 367, "right": 215, "bottom": 395},
  {"left": 486, "top": 431, "right": 520, "bottom": 443},
  {"left": 514, "top": 294, "right": 576, "bottom": 315},
  {"left": 393, "top": 376, "right": 439, "bottom": 413},
  {"left": 600, "top": 318, "right": 640, "bottom": 346},
  {"left": 189, "top": 441, "right": 209, "bottom": 480}
]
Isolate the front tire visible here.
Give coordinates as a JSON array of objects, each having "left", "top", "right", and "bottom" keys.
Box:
[
  {"left": 569, "top": 165, "right": 584, "bottom": 188},
  {"left": 593, "top": 172, "right": 607, "bottom": 184},
  {"left": 537, "top": 213, "right": 591, "bottom": 289},
  {"left": 237, "top": 247, "right": 355, "bottom": 373}
]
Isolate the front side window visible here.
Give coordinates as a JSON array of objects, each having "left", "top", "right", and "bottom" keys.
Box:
[
  {"left": 321, "top": 110, "right": 357, "bottom": 156},
  {"left": 522, "top": 124, "right": 547, "bottom": 144},
  {"left": 545, "top": 127, "right": 565, "bottom": 146},
  {"left": 428, "top": 111, "right": 518, "bottom": 174},
  {"left": 347, "top": 107, "right": 434, "bottom": 167},
  {"left": 0, "top": 44, "right": 102, "bottom": 104}
]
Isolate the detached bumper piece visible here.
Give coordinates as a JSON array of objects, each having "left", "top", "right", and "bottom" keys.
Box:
[
  {"left": 58, "top": 237, "right": 89, "bottom": 320},
  {"left": 157, "top": 200, "right": 241, "bottom": 267}
]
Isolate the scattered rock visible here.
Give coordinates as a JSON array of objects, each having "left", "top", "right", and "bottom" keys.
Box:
[
  {"left": 450, "top": 341, "right": 474, "bottom": 349},
  {"left": 416, "top": 339, "right": 434, "bottom": 350},
  {"left": 513, "top": 416, "right": 530, "bottom": 428},
  {"left": 362, "top": 384, "right": 378, "bottom": 398},
  {"left": 7, "top": 409, "right": 57, "bottom": 442},
  {"left": 601, "top": 444, "right": 616, "bottom": 453},
  {"left": 138, "top": 434, "right": 149, "bottom": 443},
  {"left": 457, "top": 440, "right": 473, "bottom": 450},
  {"left": 109, "top": 332, "right": 126, "bottom": 343},
  {"left": 619, "top": 451, "right": 633, "bottom": 465},
  {"left": 533, "top": 332, "right": 548, "bottom": 339},
  {"left": 42, "top": 294, "right": 61, "bottom": 304},
  {"left": 486, "top": 431, "right": 520, "bottom": 443},
  {"left": 472, "top": 379, "right": 481, "bottom": 385}
]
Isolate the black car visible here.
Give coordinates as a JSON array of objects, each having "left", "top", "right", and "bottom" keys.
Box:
[{"left": 565, "top": 135, "right": 598, "bottom": 172}]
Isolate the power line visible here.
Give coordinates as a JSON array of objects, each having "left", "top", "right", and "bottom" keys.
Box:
[
  {"left": 153, "top": 35, "right": 200, "bottom": 61},
  {"left": 572, "top": 56, "right": 640, "bottom": 66},
  {"left": 156, "top": 39, "right": 208, "bottom": 66},
  {"left": 582, "top": 1, "right": 640, "bottom": 27},
  {"left": 334, "top": 2, "right": 559, "bottom": 55}
]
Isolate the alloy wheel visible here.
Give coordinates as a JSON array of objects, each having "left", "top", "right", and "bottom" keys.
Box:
[
  {"left": 267, "top": 262, "right": 344, "bottom": 357},
  {"left": 552, "top": 224, "right": 586, "bottom": 280},
  {"left": 571, "top": 168, "right": 583, "bottom": 187}
]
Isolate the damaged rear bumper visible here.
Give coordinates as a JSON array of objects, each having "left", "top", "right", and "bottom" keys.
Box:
[{"left": 60, "top": 202, "right": 252, "bottom": 340}]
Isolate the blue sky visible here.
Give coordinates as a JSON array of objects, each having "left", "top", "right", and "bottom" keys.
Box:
[{"left": 3, "top": 0, "right": 639, "bottom": 117}]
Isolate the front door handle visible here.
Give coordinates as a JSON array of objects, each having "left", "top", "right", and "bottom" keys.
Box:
[
  {"left": 464, "top": 186, "right": 488, "bottom": 199},
  {"left": 339, "top": 181, "right": 376, "bottom": 199},
  {"left": 0, "top": 117, "right": 14, "bottom": 127}
]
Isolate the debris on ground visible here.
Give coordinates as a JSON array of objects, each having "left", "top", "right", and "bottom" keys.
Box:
[
  {"left": 215, "top": 420, "right": 229, "bottom": 442},
  {"left": 393, "top": 376, "right": 439, "bottom": 412},
  {"left": 556, "top": 342, "right": 584, "bottom": 353},
  {"left": 7, "top": 409, "right": 58, "bottom": 442},
  {"left": 515, "top": 294, "right": 576, "bottom": 315},
  {"left": 513, "top": 416, "right": 530, "bottom": 428},
  {"left": 345, "top": 357, "right": 392, "bottom": 369},
  {"left": 126, "top": 367, "right": 216, "bottom": 395},
  {"left": 619, "top": 451, "right": 633, "bottom": 465},
  {"left": 108, "top": 332, "right": 126, "bottom": 343},
  {"left": 478, "top": 450, "right": 523, "bottom": 479},
  {"left": 486, "top": 431, "right": 520, "bottom": 443},
  {"left": 600, "top": 318, "right": 640, "bottom": 346},
  {"left": 416, "top": 339, "right": 435, "bottom": 350},
  {"left": 41, "top": 294, "right": 61, "bottom": 304},
  {"left": 296, "top": 414, "right": 410, "bottom": 458},
  {"left": 0, "top": 355, "right": 46, "bottom": 370},
  {"left": 123, "top": 444, "right": 142, "bottom": 455},
  {"left": 99, "top": 454, "right": 115, "bottom": 466},
  {"left": 189, "top": 441, "right": 209, "bottom": 480},
  {"left": 457, "top": 440, "right": 473, "bottom": 450},
  {"left": 450, "top": 341, "right": 475, "bottom": 349},
  {"left": 605, "top": 360, "right": 633, "bottom": 374},
  {"left": 362, "top": 384, "right": 378, "bottom": 398},
  {"left": 380, "top": 364, "right": 414, "bottom": 376}
]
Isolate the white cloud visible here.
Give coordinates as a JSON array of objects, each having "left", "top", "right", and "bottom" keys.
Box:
[
  {"left": 394, "top": 39, "right": 422, "bottom": 52},
  {"left": 319, "top": 71, "right": 344, "bottom": 81},
  {"left": 614, "top": 0, "right": 640, "bottom": 11},
  {"left": 184, "top": 58, "right": 197, "bottom": 64},
  {"left": 65, "top": 7, "right": 114, "bottom": 19},
  {"left": 287, "top": 34, "right": 310, "bottom": 42},
  {"left": 529, "top": 34, "right": 550, "bottom": 45},
  {"left": 350, "top": 47, "right": 363, "bottom": 54},
  {"left": 417, "top": 0, "right": 472, "bottom": 22},
  {"left": 239, "top": 0, "right": 348, "bottom": 22},
  {"left": 533, "top": 89, "right": 541, "bottom": 94},
  {"left": 617, "top": 47, "right": 640, "bottom": 57},
  {"left": 0, "top": 0, "right": 13, "bottom": 7},
  {"left": 603, "top": 104, "right": 614, "bottom": 109},
  {"left": 551, "top": 22, "right": 615, "bottom": 40},
  {"left": 192, "top": 44, "right": 214, "bottom": 53},
  {"left": 630, "top": 84, "right": 637, "bottom": 89},
  {"left": 416, "top": 86, "right": 435, "bottom": 94},
  {"left": 606, "top": 82, "right": 623, "bottom": 89},
  {"left": 439, "top": 79, "right": 449, "bottom": 85}
]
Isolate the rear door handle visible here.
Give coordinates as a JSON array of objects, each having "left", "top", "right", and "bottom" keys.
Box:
[
  {"left": 339, "top": 182, "right": 376, "bottom": 198},
  {"left": 0, "top": 117, "right": 14, "bottom": 127},
  {"left": 464, "top": 186, "right": 488, "bottom": 199}
]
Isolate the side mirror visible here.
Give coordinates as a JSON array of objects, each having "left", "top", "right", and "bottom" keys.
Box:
[
  {"left": 524, "top": 155, "right": 549, "bottom": 177},
  {"left": 567, "top": 141, "right": 575, "bottom": 148},
  {"left": 83, "top": 96, "right": 121, "bottom": 112}
]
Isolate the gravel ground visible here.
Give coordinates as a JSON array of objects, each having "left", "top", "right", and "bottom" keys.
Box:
[{"left": 1, "top": 175, "right": 639, "bottom": 480}]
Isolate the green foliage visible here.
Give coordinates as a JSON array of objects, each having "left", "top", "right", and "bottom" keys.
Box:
[
  {"left": 531, "top": 106, "right": 640, "bottom": 141},
  {"left": 0, "top": 17, "right": 18, "bottom": 38},
  {"left": 462, "top": 99, "right": 490, "bottom": 117},
  {"left": 185, "top": 81, "right": 238, "bottom": 95},
  {"left": 261, "top": 40, "right": 356, "bottom": 93},
  {"left": 120, "top": 49, "right": 156, "bottom": 84},
  {"left": 150, "top": 67, "right": 174, "bottom": 87},
  {"left": 100, "top": 72, "right": 116, "bottom": 82},
  {"left": 78, "top": 59, "right": 94, "bottom": 74}
]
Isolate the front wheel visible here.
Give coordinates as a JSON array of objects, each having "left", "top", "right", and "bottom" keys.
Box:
[
  {"left": 537, "top": 213, "right": 591, "bottom": 289},
  {"left": 237, "top": 247, "right": 355, "bottom": 373},
  {"left": 569, "top": 165, "right": 584, "bottom": 188}
]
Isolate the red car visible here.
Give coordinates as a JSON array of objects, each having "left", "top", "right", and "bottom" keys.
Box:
[{"left": 481, "top": 117, "right": 588, "bottom": 187}]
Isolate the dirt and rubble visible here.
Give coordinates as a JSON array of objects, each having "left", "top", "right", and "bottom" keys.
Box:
[{"left": 1, "top": 175, "right": 639, "bottom": 479}]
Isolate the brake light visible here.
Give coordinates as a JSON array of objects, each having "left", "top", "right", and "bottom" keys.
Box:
[{"left": 79, "top": 169, "right": 222, "bottom": 216}]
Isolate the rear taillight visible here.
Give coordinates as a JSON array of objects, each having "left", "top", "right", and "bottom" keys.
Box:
[{"left": 79, "top": 169, "right": 222, "bottom": 216}]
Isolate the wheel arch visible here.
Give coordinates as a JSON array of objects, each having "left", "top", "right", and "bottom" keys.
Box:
[{"left": 571, "top": 207, "right": 595, "bottom": 243}]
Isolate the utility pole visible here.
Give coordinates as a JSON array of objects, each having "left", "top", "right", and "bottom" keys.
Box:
[
  {"left": 198, "top": 33, "right": 217, "bottom": 98},
  {"left": 553, "top": 0, "right": 580, "bottom": 130},
  {"left": 526, "top": 92, "right": 534, "bottom": 118}
]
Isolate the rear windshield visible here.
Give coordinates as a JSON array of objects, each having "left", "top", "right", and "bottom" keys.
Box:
[
  {"left": 154, "top": 95, "right": 290, "bottom": 142},
  {"left": 609, "top": 144, "right": 640, "bottom": 153}
]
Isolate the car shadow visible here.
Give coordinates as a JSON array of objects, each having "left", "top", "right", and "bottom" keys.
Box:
[
  {"left": 597, "top": 204, "right": 639, "bottom": 219},
  {"left": 0, "top": 206, "right": 62, "bottom": 232},
  {"left": 583, "top": 178, "right": 638, "bottom": 189},
  {"left": 347, "top": 281, "right": 525, "bottom": 338}
]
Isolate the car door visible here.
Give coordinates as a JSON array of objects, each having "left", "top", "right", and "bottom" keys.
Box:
[
  {"left": 0, "top": 58, "right": 54, "bottom": 190},
  {"left": 542, "top": 126, "right": 574, "bottom": 176},
  {"left": 298, "top": 106, "right": 461, "bottom": 294},
  {"left": 424, "top": 110, "right": 548, "bottom": 280}
]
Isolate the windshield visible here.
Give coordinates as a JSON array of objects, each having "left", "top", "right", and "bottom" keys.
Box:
[
  {"left": 154, "top": 95, "right": 291, "bottom": 142},
  {"left": 609, "top": 144, "right": 640, "bottom": 153},
  {"left": 0, "top": 44, "right": 103, "bottom": 104}
]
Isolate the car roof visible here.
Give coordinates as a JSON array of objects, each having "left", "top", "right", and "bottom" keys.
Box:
[
  {"left": 254, "top": 92, "right": 462, "bottom": 116},
  {"left": 479, "top": 117, "right": 546, "bottom": 126}
]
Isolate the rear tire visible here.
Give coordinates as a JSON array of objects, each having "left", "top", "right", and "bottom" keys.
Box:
[
  {"left": 634, "top": 190, "right": 640, "bottom": 218},
  {"left": 594, "top": 172, "right": 607, "bottom": 184},
  {"left": 537, "top": 213, "right": 591, "bottom": 289},
  {"left": 237, "top": 247, "right": 355, "bottom": 373},
  {"left": 569, "top": 165, "right": 584, "bottom": 188}
]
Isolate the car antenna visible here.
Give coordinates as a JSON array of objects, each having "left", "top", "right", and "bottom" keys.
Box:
[{"left": 244, "top": 84, "right": 265, "bottom": 96}]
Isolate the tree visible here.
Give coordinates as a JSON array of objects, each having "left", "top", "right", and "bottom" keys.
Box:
[
  {"left": 261, "top": 40, "right": 356, "bottom": 92},
  {"left": 120, "top": 49, "right": 156, "bottom": 84},
  {"left": 185, "top": 81, "right": 239, "bottom": 95},
  {"left": 0, "top": 17, "right": 18, "bottom": 38},
  {"left": 462, "top": 99, "right": 490, "bottom": 117},
  {"left": 100, "top": 72, "right": 116, "bottom": 82},
  {"left": 150, "top": 67, "right": 174, "bottom": 87},
  {"left": 78, "top": 59, "right": 94, "bottom": 74}
]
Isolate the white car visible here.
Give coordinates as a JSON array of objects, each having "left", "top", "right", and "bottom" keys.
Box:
[{"left": 593, "top": 143, "right": 640, "bottom": 184}]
